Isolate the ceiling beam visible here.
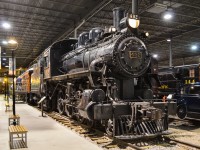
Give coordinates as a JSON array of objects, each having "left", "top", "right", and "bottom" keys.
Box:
[
  {"left": 2, "top": 18, "right": 67, "bottom": 30},
  {"left": 148, "top": 27, "right": 200, "bottom": 46},
  {"left": 53, "top": 0, "right": 113, "bottom": 42},
  {"left": 0, "top": 14, "right": 69, "bottom": 25},
  {"left": 141, "top": 16, "right": 200, "bottom": 28},
  {"left": 11, "top": 24, "right": 63, "bottom": 33},
  {"left": 0, "top": 8, "right": 74, "bottom": 22},
  {"left": 0, "top": 29, "right": 59, "bottom": 36},
  {"left": 45, "top": 0, "right": 86, "bottom": 9},
  {"left": 0, "top": 0, "right": 80, "bottom": 16}
]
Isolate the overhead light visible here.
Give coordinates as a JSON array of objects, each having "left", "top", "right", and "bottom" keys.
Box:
[
  {"left": 2, "top": 40, "right": 8, "bottom": 45},
  {"left": 5, "top": 65, "right": 9, "bottom": 68},
  {"left": 164, "top": 13, "right": 172, "bottom": 20},
  {"left": 3, "top": 52, "right": 6, "bottom": 55},
  {"left": 153, "top": 54, "right": 158, "bottom": 58},
  {"left": 2, "top": 58, "right": 7, "bottom": 61},
  {"left": 146, "top": 3, "right": 167, "bottom": 14},
  {"left": 2, "top": 22, "right": 11, "bottom": 29},
  {"left": 191, "top": 45, "right": 198, "bottom": 50},
  {"left": 167, "top": 38, "right": 171, "bottom": 42},
  {"left": 8, "top": 39, "right": 17, "bottom": 44},
  {"left": 163, "top": 8, "right": 174, "bottom": 20}
]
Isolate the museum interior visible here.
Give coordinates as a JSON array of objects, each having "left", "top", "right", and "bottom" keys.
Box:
[{"left": 0, "top": 0, "right": 200, "bottom": 149}]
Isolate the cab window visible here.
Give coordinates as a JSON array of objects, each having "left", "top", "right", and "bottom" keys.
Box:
[{"left": 44, "top": 56, "right": 49, "bottom": 68}]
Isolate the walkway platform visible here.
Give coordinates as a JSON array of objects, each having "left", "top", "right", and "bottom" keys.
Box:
[{"left": 0, "top": 95, "right": 102, "bottom": 150}]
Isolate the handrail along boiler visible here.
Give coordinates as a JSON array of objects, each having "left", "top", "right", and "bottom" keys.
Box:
[{"left": 17, "top": 7, "right": 176, "bottom": 139}]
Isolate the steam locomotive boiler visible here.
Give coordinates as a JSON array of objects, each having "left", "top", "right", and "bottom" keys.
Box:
[{"left": 18, "top": 7, "right": 176, "bottom": 139}]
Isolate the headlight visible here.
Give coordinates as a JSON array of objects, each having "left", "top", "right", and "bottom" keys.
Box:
[{"left": 128, "top": 17, "right": 140, "bottom": 28}]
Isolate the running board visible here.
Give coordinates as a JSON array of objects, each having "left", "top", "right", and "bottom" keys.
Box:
[{"left": 51, "top": 70, "right": 90, "bottom": 81}]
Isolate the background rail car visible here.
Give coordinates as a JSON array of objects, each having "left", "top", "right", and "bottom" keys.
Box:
[
  {"left": 158, "top": 64, "right": 200, "bottom": 120},
  {"left": 158, "top": 64, "right": 200, "bottom": 96},
  {"left": 15, "top": 68, "right": 33, "bottom": 103},
  {"left": 15, "top": 7, "right": 176, "bottom": 139}
]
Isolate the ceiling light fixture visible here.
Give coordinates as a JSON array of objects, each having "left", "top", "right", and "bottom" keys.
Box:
[
  {"left": 191, "top": 45, "right": 198, "bottom": 50},
  {"left": 8, "top": 39, "right": 17, "bottom": 44},
  {"left": 153, "top": 54, "right": 158, "bottom": 58},
  {"left": 2, "top": 40, "right": 8, "bottom": 45},
  {"left": 2, "top": 22, "right": 11, "bottom": 29},
  {"left": 164, "top": 13, "right": 172, "bottom": 20},
  {"left": 163, "top": 8, "right": 174, "bottom": 20},
  {"left": 167, "top": 38, "right": 171, "bottom": 42}
]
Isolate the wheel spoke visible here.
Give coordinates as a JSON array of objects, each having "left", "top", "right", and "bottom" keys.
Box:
[
  {"left": 65, "top": 105, "right": 73, "bottom": 118},
  {"left": 57, "top": 91, "right": 65, "bottom": 115},
  {"left": 106, "top": 119, "right": 114, "bottom": 136}
]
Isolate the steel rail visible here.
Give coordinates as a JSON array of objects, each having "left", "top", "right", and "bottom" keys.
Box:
[{"left": 164, "top": 137, "right": 200, "bottom": 149}]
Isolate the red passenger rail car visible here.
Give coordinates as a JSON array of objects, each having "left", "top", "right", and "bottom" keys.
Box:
[{"left": 16, "top": 68, "right": 33, "bottom": 103}]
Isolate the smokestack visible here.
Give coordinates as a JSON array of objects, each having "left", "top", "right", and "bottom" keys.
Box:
[
  {"left": 113, "top": 7, "right": 125, "bottom": 31},
  {"left": 132, "top": 0, "right": 138, "bottom": 15}
]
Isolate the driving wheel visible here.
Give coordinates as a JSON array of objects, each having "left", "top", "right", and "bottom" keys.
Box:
[{"left": 57, "top": 91, "right": 65, "bottom": 115}]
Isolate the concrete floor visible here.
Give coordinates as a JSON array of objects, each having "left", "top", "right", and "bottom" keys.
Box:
[{"left": 0, "top": 95, "right": 102, "bottom": 150}]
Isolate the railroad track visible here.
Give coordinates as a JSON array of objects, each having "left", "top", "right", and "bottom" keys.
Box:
[
  {"left": 164, "top": 137, "right": 200, "bottom": 150},
  {"left": 46, "top": 111, "right": 144, "bottom": 150},
  {"left": 35, "top": 107, "right": 200, "bottom": 150}
]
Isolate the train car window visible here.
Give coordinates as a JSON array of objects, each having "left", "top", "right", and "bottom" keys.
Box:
[
  {"left": 158, "top": 74, "right": 166, "bottom": 81},
  {"left": 167, "top": 74, "right": 176, "bottom": 80},
  {"left": 189, "top": 69, "right": 195, "bottom": 77},
  {"left": 44, "top": 56, "right": 49, "bottom": 68}
]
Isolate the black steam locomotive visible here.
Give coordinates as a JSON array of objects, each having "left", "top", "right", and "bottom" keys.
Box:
[{"left": 17, "top": 7, "right": 176, "bottom": 138}]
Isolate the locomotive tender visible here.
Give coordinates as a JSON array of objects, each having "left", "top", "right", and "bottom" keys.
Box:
[{"left": 16, "top": 7, "right": 176, "bottom": 138}]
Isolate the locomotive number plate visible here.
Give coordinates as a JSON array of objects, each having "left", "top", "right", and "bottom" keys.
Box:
[{"left": 129, "top": 51, "right": 142, "bottom": 59}]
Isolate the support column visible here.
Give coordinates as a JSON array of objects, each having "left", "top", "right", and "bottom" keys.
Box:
[
  {"left": 12, "top": 50, "right": 16, "bottom": 121},
  {"left": 169, "top": 39, "right": 172, "bottom": 67}
]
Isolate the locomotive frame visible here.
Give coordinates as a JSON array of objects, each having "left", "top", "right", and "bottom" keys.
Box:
[{"left": 16, "top": 7, "right": 176, "bottom": 139}]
